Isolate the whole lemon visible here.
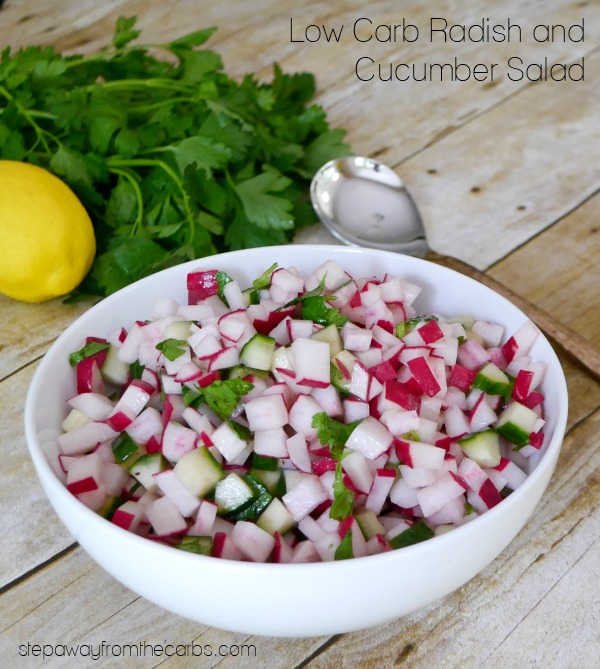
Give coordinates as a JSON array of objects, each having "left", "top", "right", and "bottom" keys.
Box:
[{"left": 0, "top": 160, "right": 96, "bottom": 302}]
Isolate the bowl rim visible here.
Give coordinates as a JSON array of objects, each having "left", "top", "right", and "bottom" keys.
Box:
[{"left": 24, "top": 244, "right": 569, "bottom": 574}]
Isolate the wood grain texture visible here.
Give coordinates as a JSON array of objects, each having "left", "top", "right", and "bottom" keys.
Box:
[{"left": 0, "top": 1, "right": 598, "bottom": 667}]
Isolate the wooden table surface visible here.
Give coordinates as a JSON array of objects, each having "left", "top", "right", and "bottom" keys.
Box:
[{"left": 1, "top": 1, "right": 599, "bottom": 667}]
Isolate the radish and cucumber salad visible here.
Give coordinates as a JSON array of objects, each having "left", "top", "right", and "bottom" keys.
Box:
[{"left": 58, "top": 260, "right": 548, "bottom": 562}]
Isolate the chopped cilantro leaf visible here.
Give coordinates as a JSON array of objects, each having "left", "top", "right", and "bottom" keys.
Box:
[
  {"left": 312, "top": 412, "right": 361, "bottom": 459},
  {"left": 155, "top": 338, "right": 188, "bottom": 361},
  {"left": 182, "top": 378, "right": 253, "bottom": 421},
  {"left": 301, "top": 295, "right": 348, "bottom": 327},
  {"left": 334, "top": 527, "right": 354, "bottom": 560},
  {"left": 68, "top": 340, "right": 110, "bottom": 366},
  {"left": 330, "top": 460, "right": 355, "bottom": 521}
]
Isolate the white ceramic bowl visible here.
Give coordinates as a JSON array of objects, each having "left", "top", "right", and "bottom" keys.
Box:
[{"left": 25, "top": 245, "right": 568, "bottom": 637}]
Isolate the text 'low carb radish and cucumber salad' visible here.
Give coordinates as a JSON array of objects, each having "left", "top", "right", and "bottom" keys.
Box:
[{"left": 58, "top": 260, "right": 548, "bottom": 563}]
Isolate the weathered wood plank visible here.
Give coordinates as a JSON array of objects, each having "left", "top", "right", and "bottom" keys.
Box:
[{"left": 0, "top": 360, "right": 75, "bottom": 588}]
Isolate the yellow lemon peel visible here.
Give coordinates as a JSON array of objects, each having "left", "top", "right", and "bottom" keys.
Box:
[{"left": 0, "top": 161, "right": 96, "bottom": 302}]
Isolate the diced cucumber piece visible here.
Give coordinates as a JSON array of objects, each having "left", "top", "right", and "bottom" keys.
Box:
[
  {"left": 473, "top": 362, "right": 512, "bottom": 396},
  {"left": 112, "top": 432, "right": 143, "bottom": 467},
  {"left": 355, "top": 509, "right": 386, "bottom": 540},
  {"left": 252, "top": 453, "right": 279, "bottom": 471},
  {"left": 177, "top": 535, "right": 213, "bottom": 555},
  {"left": 256, "top": 497, "right": 295, "bottom": 535},
  {"left": 215, "top": 473, "right": 255, "bottom": 514},
  {"left": 174, "top": 446, "right": 225, "bottom": 498},
  {"left": 310, "top": 324, "right": 343, "bottom": 357},
  {"left": 227, "top": 364, "right": 268, "bottom": 381},
  {"left": 128, "top": 453, "right": 170, "bottom": 493},
  {"left": 215, "top": 473, "right": 272, "bottom": 520},
  {"left": 251, "top": 468, "right": 286, "bottom": 496},
  {"left": 495, "top": 401, "right": 538, "bottom": 449},
  {"left": 164, "top": 320, "right": 193, "bottom": 341},
  {"left": 388, "top": 520, "right": 434, "bottom": 549},
  {"left": 101, "top": 344, "right": 129, "bottom": 385},
  {"left": 240, "top": 333, "right": 276, "bottom": 371},
  {"left": 458, "top": 429, "right": 501, "bottom": 467}
]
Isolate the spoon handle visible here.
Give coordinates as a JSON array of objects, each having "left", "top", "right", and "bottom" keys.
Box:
[{"left": 426, "top": 251, "right": 600, "bottom": 381}]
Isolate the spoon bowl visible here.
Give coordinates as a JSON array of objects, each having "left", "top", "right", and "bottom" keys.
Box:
[{"left": 310, "top": 156, "right": 428, "bottom": 256}]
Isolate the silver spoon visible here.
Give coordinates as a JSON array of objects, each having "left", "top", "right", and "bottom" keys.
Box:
[{"left": 310, "top": 156, "right": 600, "bottom": 381}]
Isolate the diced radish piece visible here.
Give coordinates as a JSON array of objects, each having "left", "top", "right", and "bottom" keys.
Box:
[
  {"left": 105, "top": 379, "right": 154, "bottom": 431},
  {"left": 66, "top": 452, "right": 103, "bottom": 496},
  {"left": 310, "top": 385, "right": 343, "bottom": 418},
  {"left": 395, "top": 440, "right": 446, "bottom": 469},
  {"left": 417, "top": 472, "right": 466, "bottom": 517},
  {"left": 187, "top": 269, "right": 220, "bottom": 302},
  {"left": 448, "top": 364, "right": 477, "bottom": 392},
  {"left": 493, "top": 457, "right": 527, "bottom": 490},
  {"left": 145, "top": 496, "right": 188, "bottom": 536},
  {"left": 269, "top": 267, "right": 304, "bottom": 302},
  {"left": 457, "top": 338, "right": 491, "bottom": 370},
  {"left": 383, "top": 379, "right": 421, "bottom": 412},
  {"left": 468, "top": 478, "right": 503, "bottom": 511},
  {"left": 345, "top": 416, "right": 393, "bottom": 460},
  {"left": 208, "top": 346, "right": 240, "bottom": 372},
  {"left": 76, "top": 357, "right": 105, "bottom": 395},
  {"left": 161, "top": 421, "right": 198, "bottom": 463},
  {"left": 272, "top": 532, "right": 294, "bottom": 563},
  {"left": 253, "top": 427, "right": 288, "bottom": 458},
  {"left": 68, "top": 392, "right": 114, "bottom": 423},
  {"left": 189, "top": 500, "right": 218, "bottom": 535},
  {"left": 407, "top": 356, "right": 441, "bottom": 397},
  {"left": 342, "top": 451, "right": 375, "bottom": 494},
  {"left": 341, "top": 322, "right": 373, "bottom": 351},
  {"left": 181, "top": 407, "right": 214, "bottom": 437},
  {"left": 349, "top": 361, "right": 382, "bottom": 402},
  {"left": 244, "top": 393, "right": 288, "bottom": 431},
  {"left": 291, "top": 338, "right": 331, "bottom": 388},
  {"left": 102, "top": 462, "right": 130, "bottom": 496},
  {"left": 444, "top": 405, "right": 470, "bottom": 438},
  {"left": 365, "top": 468, "right": 396, "bottom": 514},
  {"left": 382, "top": 409, "right": 420, "bottom": 436},
  {"left": 457, "top": 457, "right": 488, "bottom": 491},
  {"left": 112, "top": 500, "right": 146, "bottom": 532},
  {"left": 212, "top": 532, "right": 245, "bottom": 560},
  {"left": 501, "top": 319, "right": 539, "bottom": 363},
  {"left": 230, "top": 521, "right": 276, "bottom": 562},
  {"left": 210, "top": 422, "right": 248, "bottom": 462},
  {"left": 288, "top": 394, "right": 324, "bottom": 439},
  {"left": 282, "top": 475, "right": 329, "bottom": 521},
  {"left": 286, "top": 319, "right": 314, "bottom": 342},
  {"left": 290, "top": 540, "right": 320, "bottom": 563},
  {"left": 427, "top": 495, "right": 467, "bottom": 526},
  {"left": 469, "top": 394, "right": 498, "bottom": 432},
  {"left": 286, "top": 433, "right": 312, "bottom": 473},
  {"left": 57, "top": 421, "right": 118, "bottom": 456},
  {"left": 343, "top": 398, "right": 370, "bottom": 423},
  {"left": 472, "top": 320, "right": 504, "bottom": 348},
  {"left": 222, "top": 280, "right": 247, "bottom": 310},
  {"left": 153, "top": 469, "right": 201, "bottom": 517},
  {"left": 398, "top": 464, "right": 437, "bottom": 488},
  {"left": 305, "top": 260, "right": 348, "bottom": 291}
]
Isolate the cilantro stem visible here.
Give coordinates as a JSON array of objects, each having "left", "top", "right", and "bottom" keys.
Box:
[
  {"left": 84, "top": 78, "right": 195, "bottom": 94},
  {"left": 108, "top": 167, "right": 145, "bottom": 235},
  {"left": 0, "top": 84, "right": 57, "bottom": 155},
  {"left": 106, "top": 156, "right": 194, "bottom": 246}
]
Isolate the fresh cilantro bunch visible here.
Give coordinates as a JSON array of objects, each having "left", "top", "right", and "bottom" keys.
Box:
[{"left": 0, "top": 16, "right": 349, "bottom": 297}]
